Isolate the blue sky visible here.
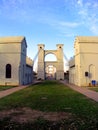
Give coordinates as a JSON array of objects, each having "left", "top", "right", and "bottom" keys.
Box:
[{"left": 0, "top": 0, "right": 98, "bottom": 61}]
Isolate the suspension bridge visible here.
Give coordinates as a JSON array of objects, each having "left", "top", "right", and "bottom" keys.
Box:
[{"left": 33, "top": 44, "right": 69, "bottom": 80}]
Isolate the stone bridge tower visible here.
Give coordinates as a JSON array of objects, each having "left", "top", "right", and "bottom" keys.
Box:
[
  {"left": 37, "top": 44, "right": 64, "bottom": 80},
  {"left": 37, "top": 44, "right": 45, "bottom": 79},
  {"left": 56, "top": 44, "right": 64, "bottom": 79}
]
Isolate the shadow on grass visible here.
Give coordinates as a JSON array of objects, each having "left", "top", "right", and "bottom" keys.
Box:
[{"left": 0, "top": 116, "right": 98, "bottom": 130}]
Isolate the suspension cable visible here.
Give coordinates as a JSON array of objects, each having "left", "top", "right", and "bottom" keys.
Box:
[
  {"left": 33, "top": 47, "right": 43, "bottom": 65},
  {"left": 63, "top": 51, "right": 69, "bottom": 66},
  {"left": 63, "top": 53, "right": 69, "bottom": 62}
]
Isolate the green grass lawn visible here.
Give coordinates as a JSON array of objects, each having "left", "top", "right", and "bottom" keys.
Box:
[
  {"left": 0, "top": 86, "right": 17, "bottom": 91},
  {"left": 0, "top": 80, "right": 98, "bottom": 129}
]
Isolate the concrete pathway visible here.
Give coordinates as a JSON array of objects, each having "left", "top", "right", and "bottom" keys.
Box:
[
  {"left": 0, "top": 80, "right": 42, "bottom": 99},
  {"left": 1, "top": 80, "right": 98, "bottom": 102},
  {"left": 61, "top": 80, "right": 98, "bottom": 102},
  {"left": 0, "top": 85, "right": 28, "bottom": 99}
]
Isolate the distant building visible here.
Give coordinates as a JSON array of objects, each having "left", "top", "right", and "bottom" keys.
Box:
[
  {"left": 69, "top": 36, "right": 98, "bottom": 86},
  {"left": 0, "top": 36, "right": 33, "bottom": 86}
]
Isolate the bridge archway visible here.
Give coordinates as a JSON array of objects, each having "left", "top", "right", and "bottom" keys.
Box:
[
  {"left": 45, "top": 53, "right": 57, "bottom": 79},
  {"left": 37, "top": 44, "right": 64, "bottom": 80},
  {"left": 45, "top": 65, "right": 56, "bottom": 80},
  {"left": 45, "top": 53, "right": 57, "bottom": 61}
]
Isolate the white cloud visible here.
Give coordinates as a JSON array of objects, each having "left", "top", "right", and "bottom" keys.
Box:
[
  {"left": 60, "top": 32, "right": 75, "bottom": 37},
  {"left": 0, "top": 0, "right": 37, "bottom": 22},
  {"left": 78, "top": 10, "right": 87, "bottom": 17},
  {"left": 90, "top": 25, "right": 98, "bottom": 35},
  {"left": 59, "top": 21, "right": 80, "bottom": 28},
  {"left": 93, "top": 2, "right": 98, "bottom": 8},
  {"left": 76, "top": 0, "right": 98, "bottom": 34},
  {"left": 63, "top": 0, "right": 98, "bottom": 35},
  {"left": 1, "top": 0, "right": 98, "bottom": 35},
  {"left": 77, "top": 0, "right": 83, "bottom": 7}
]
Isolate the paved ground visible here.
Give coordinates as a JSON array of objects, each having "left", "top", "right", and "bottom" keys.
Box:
[
  {"left": 0, "top": 81, "right": 42, "bottom": 99},
  {"left": 61, "top": 80, "right": 98, "bottom": 102},
  {"left": 0, "top": 85, "right": 28, "bottom": 99}
]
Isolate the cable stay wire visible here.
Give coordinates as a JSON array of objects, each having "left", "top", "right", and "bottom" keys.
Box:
[
  {"left": 63, "top": 51, "right": 69, "bottom": 66},
  {"left": 33, "top": 47, "right": 44, "bottom": 66},
  {"left": 33, "top": 50, "right": 40, "bottom": 65}
]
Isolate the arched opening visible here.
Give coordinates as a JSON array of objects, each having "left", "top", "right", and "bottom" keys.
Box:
[
  {"left": 45, "top": 53, "right": 57, "bottom": 61},
  {"left": 6, "top": 64, "right": 11, "bottom": 78},
  {"left": 45, "top": 53, "right": 57, "bottom": 80},
  {"left": 45, "top": 65, "right": 56, "bottom": 80}
]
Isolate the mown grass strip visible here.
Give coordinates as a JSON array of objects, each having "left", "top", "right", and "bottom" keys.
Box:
[
  {"left": 88, "top": 87, "right": 98, "bottom": 92},
  {"left": 0, "top": 86, "right": 17, "bottom": 91},
  {"left": 0, "top": 80, "right": 98, "bottom": 129}
]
